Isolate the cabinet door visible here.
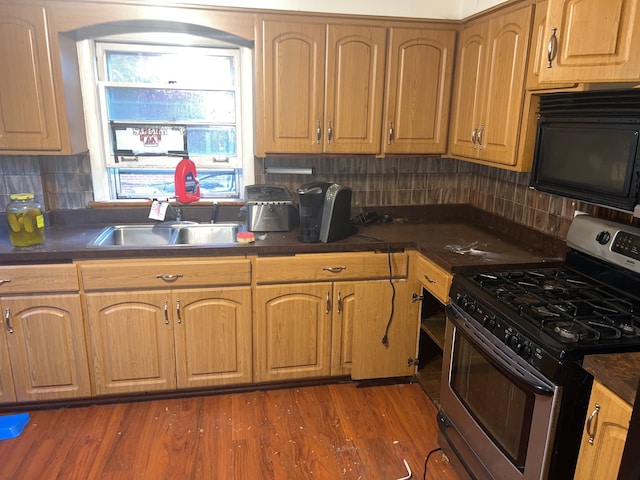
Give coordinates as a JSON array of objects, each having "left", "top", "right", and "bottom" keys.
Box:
[
  {"left": 574, "top": 380, "right": 632, "bottom": 480},
  {"left": 324, "top": 24, "right": 386, "bottom": 154},
  {"left": 0, "top": 5, "right": 62, "bottom": 151},
  {"left": 351, "top": 280, "right": 420, "bottom": 380},
  {"left": 85, "top": 291, "right": 177, "bottom": 395},
  {"left": 330, "top": 282, "right": 356, "bottom": 376},
  {"left": 173, "top": 287, "right": 252, "bottom": 388},
  {"left": 477, "top": 6, "right": 532, "bottom": 165},
  {"left": 254, "top": 283, "right": 332, "bottom": 382},
  {"left": 448, "top": 21, "right": 489, "bottom": 159},
  {"left": 540, "top": 0, "right": 640, "bottom": 83},
  {"left": 259, "top": 19, "right": 326, "bottom": 154},
  {"left": 0, "top": 323, "right": 16, "bottom": 404},
  {"left": 3, "top": 294, "right": 91, "bottom": 402},
  {"left": 383, "top": 27, "right": 455, "bottom": 154}
]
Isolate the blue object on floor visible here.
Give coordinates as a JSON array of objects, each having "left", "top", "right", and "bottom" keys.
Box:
[{"left": 0, "top": 413, "right": 29, "bottom": 440}]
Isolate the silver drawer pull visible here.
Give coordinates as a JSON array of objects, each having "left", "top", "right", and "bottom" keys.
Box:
[
  {"left": 423, "top": 274, "right": 437, "bottom": 283},
  {"left": 586, "top": 403, "right": 600, "bottom": 445},
  {"left": 0, "top": 279, "right": 11, "bottom": 285},
  {"left": 322, "top": 266, "right": 346, "bottom": 273},
  {"left": 156, "top": 273, "right": 183, "bottom": 282},
  {"left": 4, "top": 308, "right": 14, "bottom": 334}
]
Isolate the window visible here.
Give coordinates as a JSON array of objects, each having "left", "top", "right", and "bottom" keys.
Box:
[{"left": 78, "top": 36, "right": 254, "bottom": 201}]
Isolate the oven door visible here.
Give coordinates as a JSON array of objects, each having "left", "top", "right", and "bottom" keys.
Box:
[{"left": 439, "top": 304, "right": 560, "bottom": 480}]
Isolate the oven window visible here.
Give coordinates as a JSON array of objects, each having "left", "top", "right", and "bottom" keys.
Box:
[{"left": 451, "top": 331, "right": 535, "bottom": 470}]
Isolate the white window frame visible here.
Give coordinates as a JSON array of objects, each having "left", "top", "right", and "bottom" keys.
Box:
[{"left": 77, "top": 34, "right": 254, "bottom": 201}]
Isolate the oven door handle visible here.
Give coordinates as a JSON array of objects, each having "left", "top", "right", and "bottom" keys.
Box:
[{"left": 447, "top": 304, "right": 555, "bottom": 396}]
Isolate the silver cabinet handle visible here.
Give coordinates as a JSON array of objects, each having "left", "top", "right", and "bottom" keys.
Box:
[
  {"left": 4, "top": 308, "right": 13, "bottom": 334},
  {"left": 0, "top": 279, "right": 11, "bottom": 286},
  {"left": 547, "top": 27, "right": 558, "bottom": 68},
  {"left": 388, "top": 121, "right": 394, "bottom": 145},
  {"left": 325, "top": 291, "right": 330, "bottom": 314},
  {"left": 423, "top": 274, "right": 437, "bottom": 284},
  {"left": 478, "top": 125, "right": 485, "bottom": 147},
  {"left": 163, "top": 300, "right": 170, "bottom": 325},
  {"left": 322, "top": 266, "right": 346, "bottom": 273},
  {"left": 176, "top": 300, "right": 182, "bottom": 324},
  {"left": 471, "top": 126, "right": 478, "bottom": 147},
  {"left": 586, "top": 403, "right": 600, "bottom": 445},
  {"left": 156, "top": 273, "right": 183, "bottom": 282},
  {"left": 337, "top": 291, "right": 343, "bottom": 314},
  {"left": 327, "top": 121, "right": 333, "bottom": 144},
  {"left": 316, "top": 120, "right": 322, "bottom": 143}
]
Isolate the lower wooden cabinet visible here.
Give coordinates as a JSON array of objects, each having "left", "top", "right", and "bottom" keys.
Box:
[
  {"left": 0, "top": 264, "right": 91, "bottom": 403},
  {"left": 253, "top": 281, "right": 358, "bottom": 382},
  {"left": 253, "top": 252, "right": 418, "bottom": 383},
  {"left": 85, "top": 287, "right": 252, "bottom": 396},
  {"left": 2, "top": 294, "right": 91, "bottom": 402},
  {"left": 79, "top": 257, "right": 253, "bottom": 396},
  {"left": 351, "top": 280, "right": 421, "bottom": 380},
  {"left": 574, "top": 380, "right": 632, "bottom": 479}
]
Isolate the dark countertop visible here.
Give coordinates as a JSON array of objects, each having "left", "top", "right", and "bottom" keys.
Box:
[
  {"left": 583, "top": 353, "right": 640, "bottom": 405},
  {"left": 0, "top": 204, "right": 566, "bottom": 271}
]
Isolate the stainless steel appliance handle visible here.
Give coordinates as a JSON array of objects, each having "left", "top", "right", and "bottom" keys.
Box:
[{"left": 447, "top": 303, "right": 555, "bottom": 395}]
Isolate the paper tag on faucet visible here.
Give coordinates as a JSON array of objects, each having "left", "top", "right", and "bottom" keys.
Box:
[{"left": 148, "top": 200, "right": 168, "bottom": 221}]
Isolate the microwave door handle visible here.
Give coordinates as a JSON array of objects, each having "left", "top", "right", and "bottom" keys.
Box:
[{"left": 447, "top": 304, "right": 555, "bottom": 396}]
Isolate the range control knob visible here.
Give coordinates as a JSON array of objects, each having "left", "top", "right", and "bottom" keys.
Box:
[
  {"left": 507, "top": 334, "right": 519, "bottom": 350},
  {"left": 484, "top": 315, "right": 497, "bottom": 331},
  {"left": 596, "top": 230, "right": 611, "bottom": 245},
  {"left": 520, "top": 344, "right": 532, "bottom": 359}
]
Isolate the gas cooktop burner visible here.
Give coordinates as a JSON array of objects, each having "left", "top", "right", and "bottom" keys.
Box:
[{"left": 551, "top": 322, "right": 595, "bottom": 342}]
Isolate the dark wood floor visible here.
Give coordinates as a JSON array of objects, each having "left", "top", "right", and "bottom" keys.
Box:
[{"left": 0, "top": 381, "right": 460, "bottom": 479}]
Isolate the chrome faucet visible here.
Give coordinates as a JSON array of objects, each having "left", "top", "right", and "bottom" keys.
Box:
[{"left": 211, "top": 202, "right": 219, "bottom": 223}]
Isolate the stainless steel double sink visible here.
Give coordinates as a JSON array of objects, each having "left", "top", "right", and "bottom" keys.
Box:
[{"left": 90, "top": 222, "right": 240, "bottom": 247}]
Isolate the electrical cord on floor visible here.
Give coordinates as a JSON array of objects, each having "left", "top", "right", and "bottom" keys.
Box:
[
  {"left": 381, "top": 241, "right": 395, "bottom": 347},
  {"left": 423, "top": 447, "right": 442, "bottom": 480}
]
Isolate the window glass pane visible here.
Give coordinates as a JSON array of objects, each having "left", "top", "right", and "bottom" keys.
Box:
[
  {"left": 113, "top": 168, "right": 238, "bottom": 199},
  {"left": 188, "top": 126, "right": 236, "bottom": 157},
  {"left": 106, "top": 87, "right": 236, "bottom": 123},
  {"left": 106, "top": 51, "right": 235, "bottom": 87}
]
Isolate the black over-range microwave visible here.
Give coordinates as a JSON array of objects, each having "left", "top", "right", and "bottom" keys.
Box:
[{"left": 531, "top": 89, "right": 640, "bottom": 212}]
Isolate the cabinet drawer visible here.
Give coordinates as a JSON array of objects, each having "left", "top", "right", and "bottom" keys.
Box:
[
  {"left": 0, "top": 264, "right": 78, "bottom": 293},
  {"left": 413, "top": 253, "right": 452, "bottom": 304},
  {"left": 255, "top": 252, "right": 408, "bottom": 284},
  {"left": 78, "top": 257, "right": 251, "bottom": 291}
]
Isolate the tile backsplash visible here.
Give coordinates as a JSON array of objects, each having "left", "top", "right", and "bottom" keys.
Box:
[
  {"left": 255, "top": 156, "right": 600, "bottom": 239},
  {"left": 0, "top": 152, "right": 93, "bottom": 211},
  {"left": 0, "top": 152, "right": 609, "bottom": 240}
]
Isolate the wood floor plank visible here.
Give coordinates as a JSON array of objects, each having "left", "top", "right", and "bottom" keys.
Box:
[{"left": 0, "top": 382, "right": 460, "bottom": 479}]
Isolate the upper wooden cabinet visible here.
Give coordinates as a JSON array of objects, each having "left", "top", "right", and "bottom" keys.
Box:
[
  {"left": 256, "top": 17, "right": 386, "bottom": 155},
  {"left": 0, "top": 4, "right": 86, "bottom": 154},
  {"left": 382, "top": 27, "right": 456, "bottom": 154},
  {"left": 448, "top": 4, "right": 534, "bottom": 169},
  {"left": 539, "top": 0, "right": 640, "bottom": 84}
]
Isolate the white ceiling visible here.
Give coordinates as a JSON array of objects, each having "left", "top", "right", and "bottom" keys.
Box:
[{"left": 180, "top": 0, "right": 510, "bottom": 20}]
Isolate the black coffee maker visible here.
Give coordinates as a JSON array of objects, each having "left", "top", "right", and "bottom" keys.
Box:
[{"left": 296, "top": 182, "right": 355, "bottom": 243}]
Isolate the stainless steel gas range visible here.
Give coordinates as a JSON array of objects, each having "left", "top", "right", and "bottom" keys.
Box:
[{"left": 438, "top": 214, "right": 640, "bottom": 480}]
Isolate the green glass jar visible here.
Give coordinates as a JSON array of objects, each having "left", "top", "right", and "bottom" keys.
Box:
[{"left": 6, "top": 193, "right": 45, "bottom": 247}]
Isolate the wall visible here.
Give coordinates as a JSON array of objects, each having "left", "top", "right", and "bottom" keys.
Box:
[
  {"left": 161, "top": 0, "right": 509, "bottom": 20},
  {"left": 0, "top": 152, "right": 609, "bottom": 240},
  {"left": 254, "top": 156, "right": 599, "bottom": 240}
]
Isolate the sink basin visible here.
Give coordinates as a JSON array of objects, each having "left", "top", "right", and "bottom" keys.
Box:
[
  {"left": 172, "top": 223, "right": 238, "bottom": 244},
  {"left": 90, "top": 223, "right": 240, "bottom": 247}
]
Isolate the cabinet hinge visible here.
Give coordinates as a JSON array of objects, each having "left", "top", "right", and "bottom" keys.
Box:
[{"left": 407, "top": 357, "right": 419, "bottom": 367}]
